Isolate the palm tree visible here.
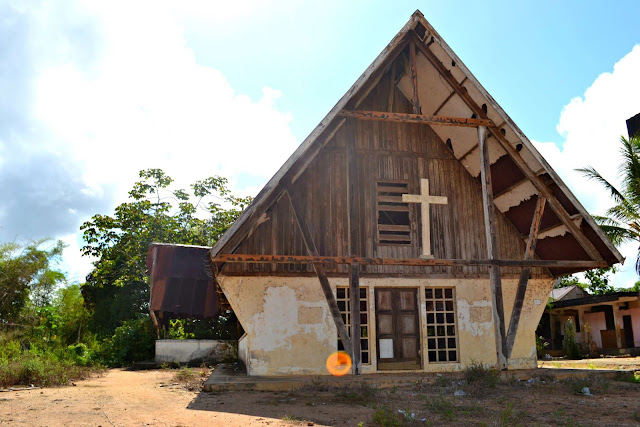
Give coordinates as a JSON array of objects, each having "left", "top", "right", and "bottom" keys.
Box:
[{"left": 577, "top": 135, "right": 640, "bottom": 273}]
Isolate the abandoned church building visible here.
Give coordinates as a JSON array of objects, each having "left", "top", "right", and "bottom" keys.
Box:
[{"left": 148, "top": 11, "right": 623, "bottom": 376}]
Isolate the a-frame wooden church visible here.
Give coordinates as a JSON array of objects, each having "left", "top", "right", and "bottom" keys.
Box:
[{"left": 199, "top": 11, "right": 623, "bottom": 376}]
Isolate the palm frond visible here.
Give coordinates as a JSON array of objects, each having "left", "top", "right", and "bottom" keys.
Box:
[{"left": 576, "top": 166, "right": 626, "bottom": 204}]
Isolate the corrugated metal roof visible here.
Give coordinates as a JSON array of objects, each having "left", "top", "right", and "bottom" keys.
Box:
[{"left": 147, "top": 243, "right": 220, "bottom": 318}]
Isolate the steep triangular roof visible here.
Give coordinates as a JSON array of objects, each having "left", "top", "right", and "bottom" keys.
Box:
[{"left": 211, "top": 10, "right": 623, "bottom": 274}]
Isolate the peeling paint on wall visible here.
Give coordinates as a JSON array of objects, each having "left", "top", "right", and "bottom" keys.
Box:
[
  {"left": 218, "top": 275, "right": 554, "bottom": 375},
  {"left": 457, "top": 299, "right": 493, "bottom": 337},
  {"left": 494, "top": 181, "right": 537, "bottom": 212}
]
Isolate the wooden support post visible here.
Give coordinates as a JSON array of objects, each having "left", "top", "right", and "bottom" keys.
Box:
[
  {"left": 478, "top": 125, "right": 508, "bottom": 369},
  {"left": 409, "top": 42, "right": 420, "bottom": 114},
  {"left": 350, "top": 262, "right": 361, "bottom": 375},
  {"left": 286, "top": 187, "right": 353, "bottom": 357},
  {"left": 505, "top": 195, "right": 546, "bottom": 358},
  {"left": 613, "top": 304, "right": 623, "bottom": 349}
]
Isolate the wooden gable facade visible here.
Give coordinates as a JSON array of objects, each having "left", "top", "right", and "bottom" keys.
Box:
[{"left": 210, "top": 11, "right": 623, "bottom": 376}]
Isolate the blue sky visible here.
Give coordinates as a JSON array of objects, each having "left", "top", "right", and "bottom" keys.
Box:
[{"left": 1, "top": 0, "right": 639, "bottom": 287}]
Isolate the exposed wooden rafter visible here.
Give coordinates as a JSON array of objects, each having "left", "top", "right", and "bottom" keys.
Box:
[
  {"left": 478, "top": 125, "right": 508, "bottom": 370},
  {"left": 506, "top": 195, "right": 546, "bottom": 358},
  {"left": 285, "top": 186, "right": 353, "bottom": 357},
  {"left": 212, "top": 253, "right": 607, "bottom": 269},
  {"left": 338, "top": 110, "right": 492, "bottom": 127},
  {"left": 433, "top": 76, "right": 467, "bottom": 115},
  {"left": 410, "top": 33, "right": 604, "bottom": 262},
  {"left": 409, "top": 41, "right": 421, "bottom": 114}
]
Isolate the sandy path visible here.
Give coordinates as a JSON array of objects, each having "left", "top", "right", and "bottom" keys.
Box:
[{"left": 0, "top": 369, "right": 302, "bottom": 427}]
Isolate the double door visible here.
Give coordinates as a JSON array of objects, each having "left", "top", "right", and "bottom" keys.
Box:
[{"left": 375, "top": 288, "right": 421, "bottom": 370}]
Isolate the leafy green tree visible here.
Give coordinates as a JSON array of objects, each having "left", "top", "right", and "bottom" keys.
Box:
[
  {"left": 578, "top": 135, "right": 640, "bottom": 273},
  {"left": 80, "top": 169, "right": 250, "bottom": 337},
  {"left": 583, "top": 267, "right": 617, "bottom": 295},
  {"left": 0, "top": 239, "right": 66, "bottom": 324}
]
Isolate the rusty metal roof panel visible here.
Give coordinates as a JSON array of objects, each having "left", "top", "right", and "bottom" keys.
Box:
[{"left": 147, "top": 243, "right": 219, "bottom": 318}]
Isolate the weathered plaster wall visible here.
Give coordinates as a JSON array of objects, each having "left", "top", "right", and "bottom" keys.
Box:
[
  {"left": 218, "top": 275, "right": 553, "bottom": 376},
  {"left": 584, "top": 312, "right": 606, "bottom": 348},
  {"left": 218, "top": 277, "right": 336, "bottom": 376},
  {"left": 155, "top": 340, "right": 237, "bottom": 363},
  {"left": 238, "top": 334, "right": 248, "bottom": 368}
]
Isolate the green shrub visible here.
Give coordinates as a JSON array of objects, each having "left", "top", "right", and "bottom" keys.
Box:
[
  {"left": 372, "top": 406, "right": 402, "bottom": 427},
  {"left": 0, "top": 353, "right": 93, "bottom": 388},
  {"left": 463, "top": 362, "right": 499, "bottom": 388},
  {"left": 563, "top": 319, "right": 582, "bottom": 359},
  {"left": 100, "top": 316, "right": 155, "bottom": 366}
]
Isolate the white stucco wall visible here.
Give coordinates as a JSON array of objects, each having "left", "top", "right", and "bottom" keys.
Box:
[
  {"left": 155, "top": 339, "right": 237, "bottom": 363},
  {"left": 218, "top": 275, "right": 553, "bottom": 376}
]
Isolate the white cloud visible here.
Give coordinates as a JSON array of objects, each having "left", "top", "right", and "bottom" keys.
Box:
[
  {"left": 533, "top": 45, "right": 640, "bottom": 288},
  {"left": 0, "top": 0, "right": 298, "bottom": 280}
]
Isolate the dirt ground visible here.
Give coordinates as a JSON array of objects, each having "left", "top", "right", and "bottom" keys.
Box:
[{"left": 1, "top": 359, "right": 640, "bottom": 426}]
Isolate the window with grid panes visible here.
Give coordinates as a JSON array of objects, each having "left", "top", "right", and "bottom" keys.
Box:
[
  {"left": 425, "top": 287, "right": 458, "bottom": 362},
  {"left": 336, "top": 287, "right": 370, "bottom": 364}
]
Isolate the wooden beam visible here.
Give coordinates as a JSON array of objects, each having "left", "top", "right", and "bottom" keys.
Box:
[
  {"left": 285, "top": 187, "right": 353, "bottom": 357},
  {"left": 409, "top": 42, "right": 420, "bottom": 114},
  {"left": 346, "top": 119, "right": 360, "bottom": 259},
  {"left": 388, "top": 63, "right": 396, "bottom": 113},
  {"left": 505, "top": 195, "right": 546, "bottom": 358},
  {"left": 338, "top": 110, "right": 492, "bottom": 127},
  {"left": 349, "top": 262, "right": 361, "bottom": 375},
  {"left": 410, "top": 34, "right": 604, "bottom": 263},
  {"left": 433, "top": 76, "right": 467, "bottom": 115},
  {"left": 212, "top": 253, "right": 607, "bottom": 269},
  {"left": 478, "top": 125, "right": 508, "bottom": 369}
]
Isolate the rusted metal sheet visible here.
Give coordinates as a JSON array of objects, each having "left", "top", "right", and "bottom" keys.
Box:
[{"left": 147, "top": 243, "right": 220, "bottom": 318}]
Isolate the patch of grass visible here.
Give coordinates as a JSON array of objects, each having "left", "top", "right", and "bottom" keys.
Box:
[
  {"left": 463, "top": 362, "right": 499, "bottom": 389},
  {"left": 0, "top": 354, "right": 96, "bottom": 388},
  {"left": 615, "top": 371, "right": 640, "bottom": 384},
  {"left": 172, "top": 367, "right": 208, "bottom": 391},
  {"left": 434, "top": 373, "right": 452, "bottom": 388},
  {"left": 425, "top": 396, "right": 457, "bottom": 421},
  {"left": 335, "top": 382, "right": 378, "bottom": 405},
  {"left": 498, "top": 402, "right": 524, "bottom": 427},
  {"left": 633, "top": 411, "right": 640, "bottom": 422},
  {"left": 282, "top": 414, "right": 299, "bottom": 420},
  {"left": 372, "top": 406, "right": 402, "bottom": 427},
  {"left": 562, "top": 377, "right": 591, "bottom": 395}
]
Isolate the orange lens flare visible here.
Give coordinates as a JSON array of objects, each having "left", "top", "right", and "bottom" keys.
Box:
[{"left": 326, "top": 351, "right": 352, "bottom": 376}]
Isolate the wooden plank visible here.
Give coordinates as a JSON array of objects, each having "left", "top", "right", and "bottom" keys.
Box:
[
  {"left": 410, "top": 34, "right": 604, "bottom": 262},
  {"left": 478, "top": 125, "right": 508, "bottom": 369},
  {"left": 347, "top": 118, "right": 360, "bottom": 258},
  {"left": 505, "top": 195, "right": 546, "bottom": 358},
  {"left": 377, "top": 204, "right": 409, "bottom": 212},
  {"left": 388, "top": 63, "right": 396, "bottom": 113},
  {"left": 349, "top": 262, "right": 361, "bottom": 375},
  {"left": 213, "top": 253, "right": 607, "bottom": 269},
  {"left": 285, "top": 187, "right": 353, "bottom": 357},
  {"left": 409, "top": 42, "right": 420, "bottom": 114},
  {"left": 378, "top": 224, "right": 411, "bottom": 232},
  {"left": 338, "top": 110, "right": 492, "bottom": 127}
]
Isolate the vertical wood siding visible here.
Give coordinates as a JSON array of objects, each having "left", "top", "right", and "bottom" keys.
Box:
[{"left": 228, "top": 69, "right": 547, "bottom": 278}]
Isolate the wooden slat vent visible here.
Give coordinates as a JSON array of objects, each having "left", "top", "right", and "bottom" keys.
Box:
[{"left": 376, "top": 181, "right": 412, "bottom": 245}]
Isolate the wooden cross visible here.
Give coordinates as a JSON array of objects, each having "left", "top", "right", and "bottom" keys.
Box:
[{"left": 402, "top": 179, "right": 448, "bottom": 259}]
